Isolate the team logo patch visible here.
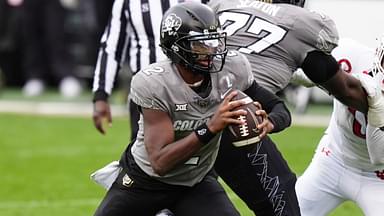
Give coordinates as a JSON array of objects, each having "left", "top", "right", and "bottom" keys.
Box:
[
  {"left": 175, "top": 104, "right": 188, "bottom": 111},
  {"left": 161, "top": 13, "right": 182, "bottom": 36},
  {"left": 122, "top": 174, "right": 134, "bottom": 187},
  {"left": 193, "top": 96, "right": 215, "bottom": 108}
]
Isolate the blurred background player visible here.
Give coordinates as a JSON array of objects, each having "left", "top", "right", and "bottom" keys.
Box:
[
  {"left": 93, "top": 3, "right": 291, "bottom": 215},
  {"left": 0, "top": 0, "right": 23, "bottom": 88},
  {"left": 20, "top": 0, "right": 82, "bottom": 98},
  {"left": 296, "top": 37, "right": 384, "bottom": 216}
]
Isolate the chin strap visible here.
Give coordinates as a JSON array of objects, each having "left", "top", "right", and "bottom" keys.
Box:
[{"left": 187, "top": 79, "right": 204, "bottom": 87}]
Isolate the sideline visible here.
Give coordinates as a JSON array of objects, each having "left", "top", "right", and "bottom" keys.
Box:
[
  {"left": 0, "top": 100, "right": 128, "bottom": 117},
  {"left": 0, "top": 100, "right": 330, "bottom": 127}
]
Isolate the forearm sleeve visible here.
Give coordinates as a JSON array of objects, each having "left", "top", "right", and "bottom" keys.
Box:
[
  {"left": 267, "top": 103, "right": 292, "bottom": 133},
  {"left": 244, "top": 81, "right": 291, "bottom": 133}
]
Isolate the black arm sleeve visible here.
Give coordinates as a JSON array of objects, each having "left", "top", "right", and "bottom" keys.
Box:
[
  {"left": 301, "top": 50, "right": 339, "bottom": 84},
  {"left": 244, "top": 81, "right": 291, "bottom": 133}
]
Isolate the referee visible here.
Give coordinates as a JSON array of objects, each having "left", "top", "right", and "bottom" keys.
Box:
[{"left": 92, "top": 0, "right": 209, "bottom": 141}]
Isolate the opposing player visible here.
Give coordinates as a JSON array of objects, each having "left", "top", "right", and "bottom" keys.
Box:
[
  {"left": 93, "top": 3, "right": 292, "bottom": 215},
  {"left": 295, "top": 37, "right": 384, "bottom": 216},
  {"left": 206, "top": 1, "right": 380, "bottom": 215}
]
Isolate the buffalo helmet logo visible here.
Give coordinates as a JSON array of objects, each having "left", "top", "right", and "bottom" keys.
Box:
[{"left": 161, "top": 13, "right": 182, "bottom": 36}]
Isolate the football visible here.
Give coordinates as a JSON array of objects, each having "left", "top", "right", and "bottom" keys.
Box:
[{"left": 226, "top": 90, "right": 263, "bottom": 147}]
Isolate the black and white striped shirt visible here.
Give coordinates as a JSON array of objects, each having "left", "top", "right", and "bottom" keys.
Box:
[{"left": 92, "top": 0, "right": 209, "bottom": 101}]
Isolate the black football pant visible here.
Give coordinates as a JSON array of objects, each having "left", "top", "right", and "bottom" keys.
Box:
[
  {"left": 215, "top": 132, "right": 301, "bottom": 216},
  {"left": 94, "top": 146, "right": 240, "bottom": 216}
]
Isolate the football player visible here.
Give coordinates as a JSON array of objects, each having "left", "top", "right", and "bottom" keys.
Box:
[
  {"left": 295, "top": 37, "right": 384, "bottom": 216},
  {"left": 93, "top": 3, "right": 292, "bottom": 216},
  {"left": 207, "top": 1, "right": 381, "bottom": 215}
]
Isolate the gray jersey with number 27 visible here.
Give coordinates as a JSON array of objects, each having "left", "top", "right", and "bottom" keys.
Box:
[{"left": 209, "top": 0, "right": 339, "bottom": 93}]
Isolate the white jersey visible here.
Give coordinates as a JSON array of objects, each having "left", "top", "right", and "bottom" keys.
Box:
[
  {"left": 324, "top": 38, "right": 384, "bottom": 171},
  {"left": 297, "top": 39, "right": 384, "bottom": 216}
]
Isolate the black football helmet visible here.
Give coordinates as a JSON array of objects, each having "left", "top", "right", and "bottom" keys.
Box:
[{"left": 160, "top": 2, "right": 227, "bottom": 74}]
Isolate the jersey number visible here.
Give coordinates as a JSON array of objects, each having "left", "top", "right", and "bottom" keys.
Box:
[
  {"left": 219, "top": 11, "right": 287, "bottom": 54},
  {"left": 348, "top": 107, "right": 366, "bottom": 139},
  {"left": 142, "top": 66, "right": 165, "bottom": 76},
  {"left": 339, "top": 59, "right": 367, "bottom": 139}
]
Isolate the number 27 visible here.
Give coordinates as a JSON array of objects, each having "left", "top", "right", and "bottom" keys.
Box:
[{"left": 219, "top": 11, "right": 287, "bottom": 54}]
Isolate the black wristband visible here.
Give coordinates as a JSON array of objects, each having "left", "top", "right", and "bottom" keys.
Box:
[
  {"left": 93, "top": 90, "right": 109, "bottom": 102},
  {"left": 194, "top": 123, "right": 216, "bottom": 145}
]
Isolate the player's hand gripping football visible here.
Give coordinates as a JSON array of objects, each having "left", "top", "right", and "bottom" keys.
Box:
[
  {"left": 206, "top": 91, "right": 247, "bottom": 133},
  {"left": 93, "top": 100, "right": 112, "bottom": 135},
  {"left": 253, "top": 101, "right": 274, "bottom": 140}
]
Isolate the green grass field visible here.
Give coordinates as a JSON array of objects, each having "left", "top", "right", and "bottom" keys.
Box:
[{"left": 0, "top": 113, "right": 363, "bottom": 216}]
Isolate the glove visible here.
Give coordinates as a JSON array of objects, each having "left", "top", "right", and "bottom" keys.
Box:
[{"left": 354, "top": 73, "right": 384, "bottom": 128}]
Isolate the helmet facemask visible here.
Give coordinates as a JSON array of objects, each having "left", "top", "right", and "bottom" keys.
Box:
[{"left": 172, "top": 31, "right": 228, "bottom": 75}]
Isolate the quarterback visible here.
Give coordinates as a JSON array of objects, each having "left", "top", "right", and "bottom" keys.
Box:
[{"left": 93, "top": 3, "right": 291, "bottom": 215}]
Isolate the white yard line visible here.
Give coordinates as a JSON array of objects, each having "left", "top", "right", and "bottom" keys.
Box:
[{"left": 0, "top": 198, "right": 100, "bottom": 209}]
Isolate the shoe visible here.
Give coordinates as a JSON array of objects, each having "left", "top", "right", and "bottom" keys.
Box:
[
  {"left": 23, "top": 79, "right": 45, "bottom": 97},
  {"left": 59, "top": 76, "right": 82, "bottom": 98}
]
